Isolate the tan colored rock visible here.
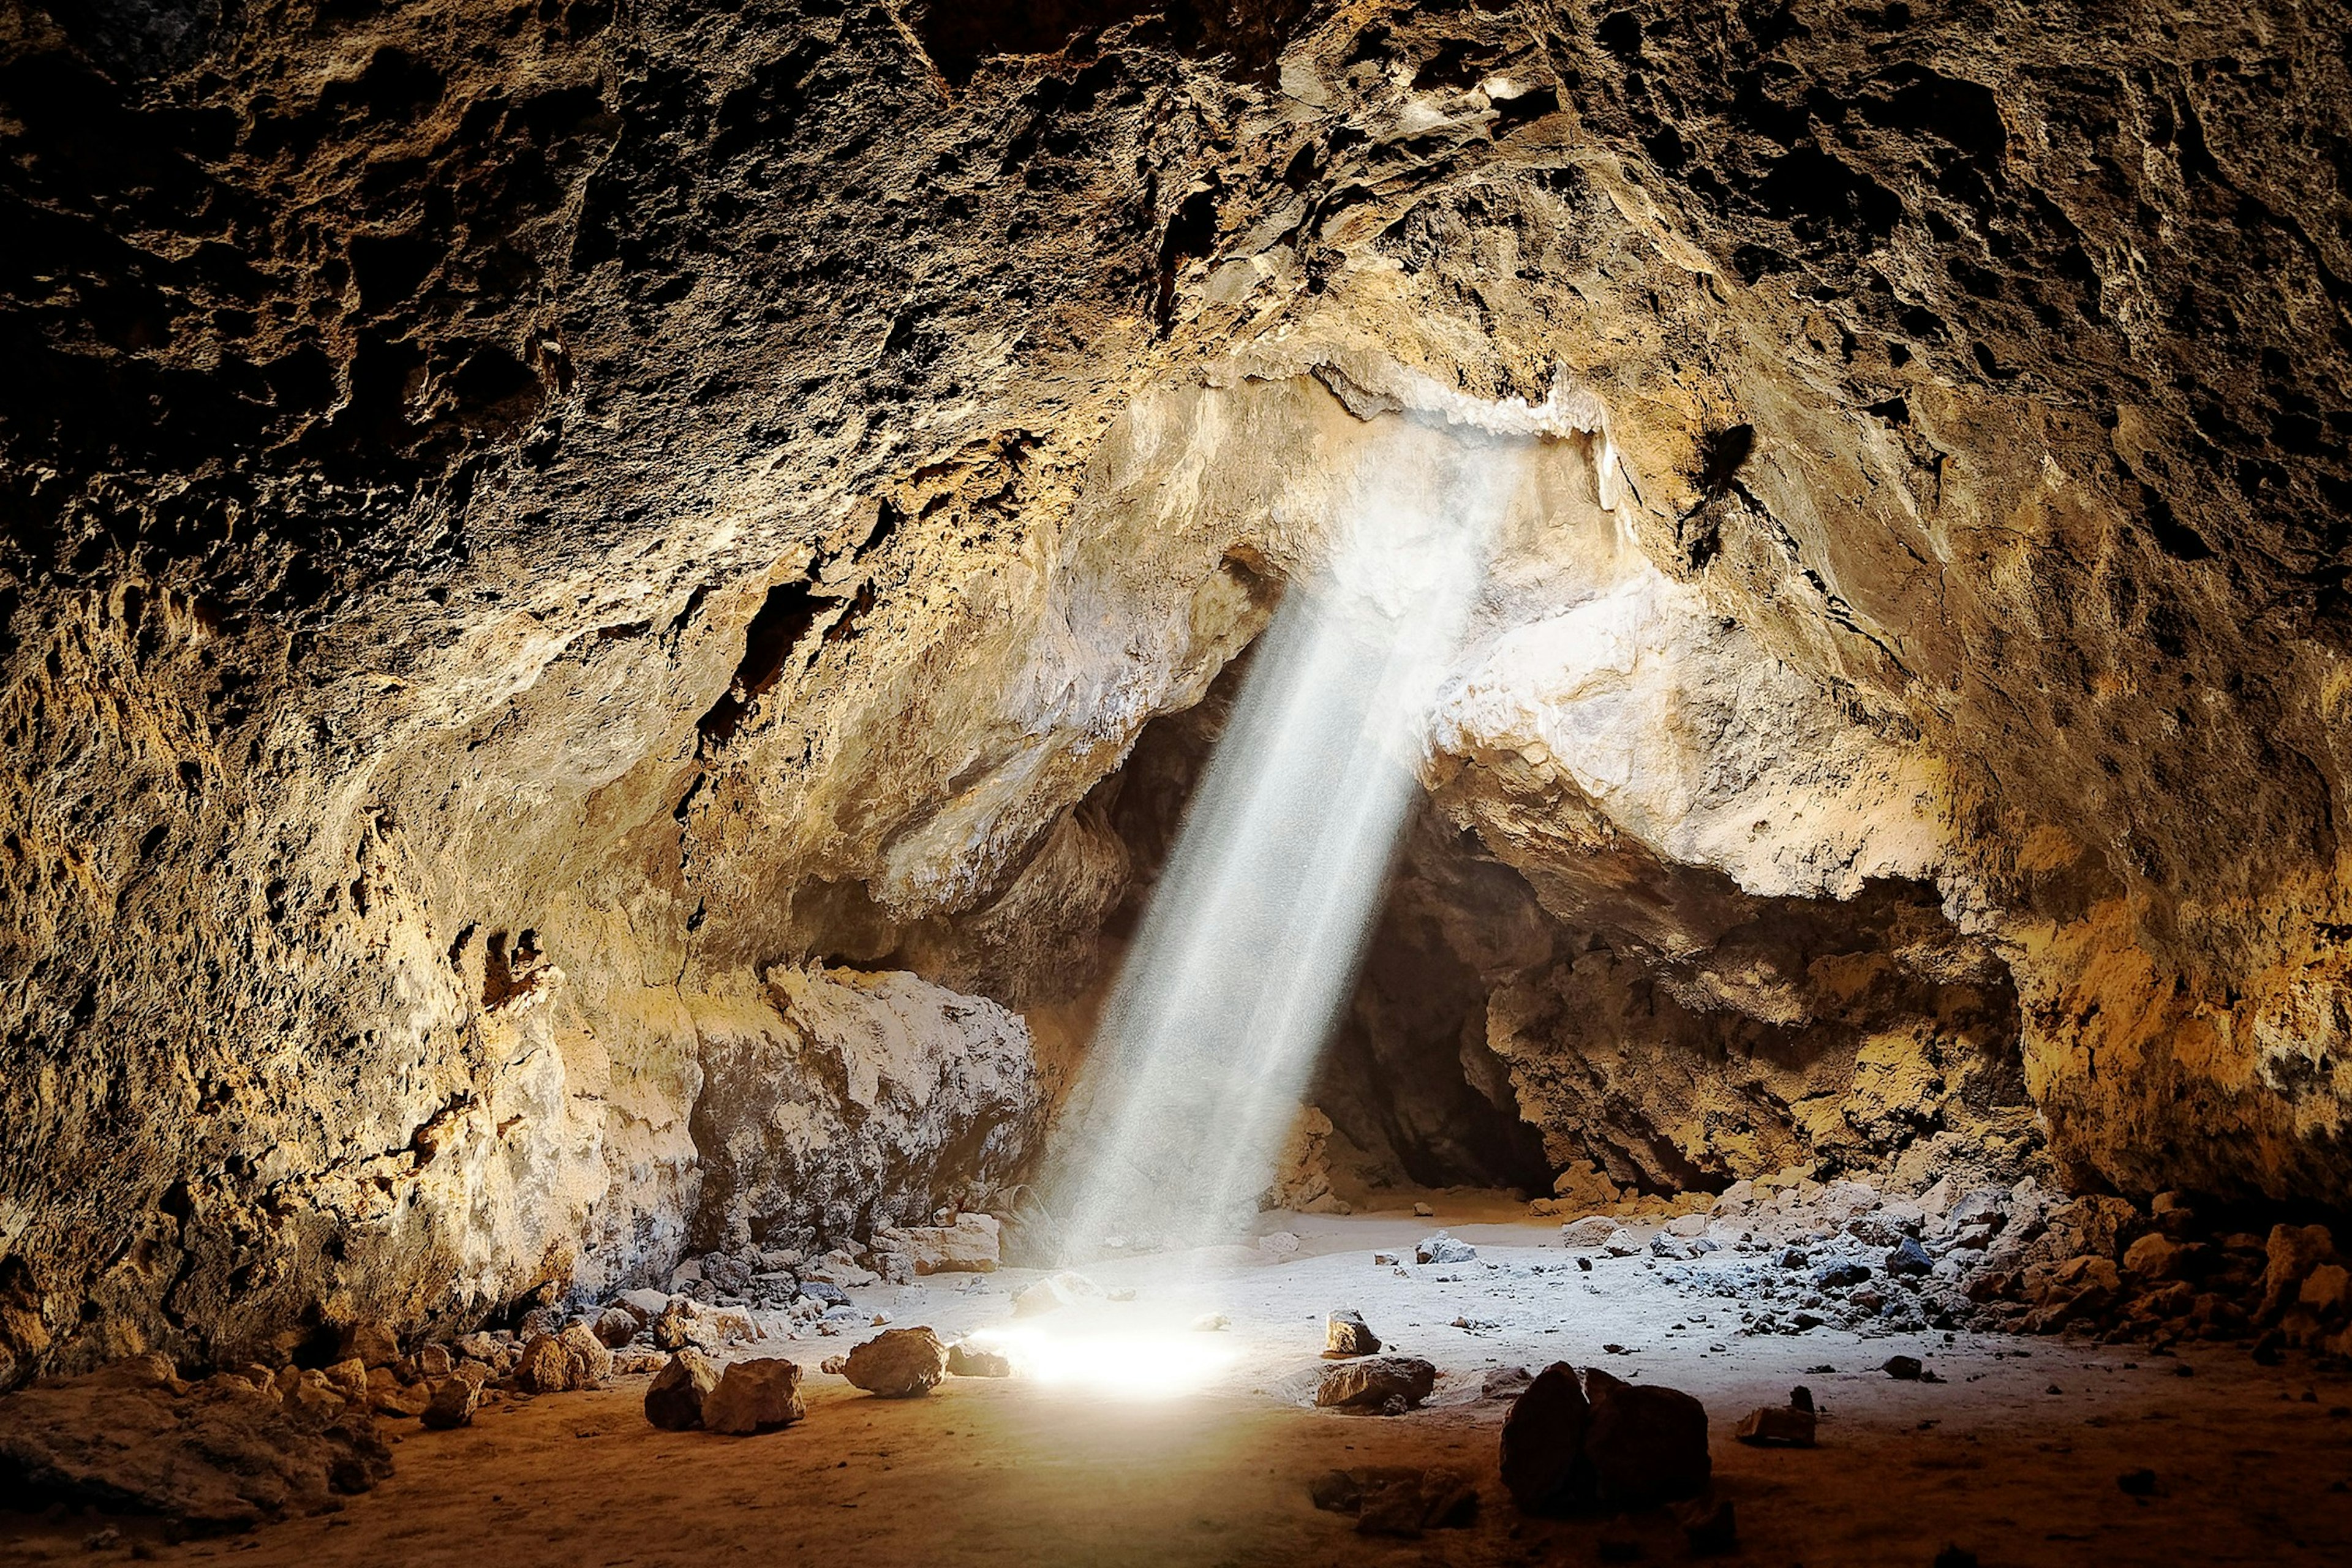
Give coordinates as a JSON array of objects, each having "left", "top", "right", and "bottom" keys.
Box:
[
  {"left": 559, "top": 1323, "right": 615, "bottom": 1388},
  {"left": 2260, "top": 1224, "right": 2340, "bottom": 1320},
  {"left": 365, "top": 1366, "right": 431, "bottom": 1419},
  {"left": 843, "top": 1327, "right": 949, "bottom": 1398},
  {"left": 870, "top": 1213, "right": 1001, "bottom": 1274},
  {"left": 1315, "top": 1357, "right": 1437, "bottom": 1412},
  {"left": 322, "top": 1358, "right": 369, "bottom": 1403},
  {"left": 643, "top": 1350, "right": 720, "bottom": 1431},
  {"left": 513, "top": 1334, "right": 572, "bottom": 1395},
  {"left": 338, "top": 1322, "right": 402, "bottom": 1370},
  {"left": 701, "top": 1358, "right": 805, "bottom": 1435}
]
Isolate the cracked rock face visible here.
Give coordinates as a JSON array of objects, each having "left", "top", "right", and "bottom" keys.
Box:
[{"left": 1, "top": 0, "right": 2348, "bottom": 1382}]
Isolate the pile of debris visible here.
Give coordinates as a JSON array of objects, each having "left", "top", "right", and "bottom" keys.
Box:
[{"left": 1553, "top": 1174, "right": 2349, "bottom": 1359}]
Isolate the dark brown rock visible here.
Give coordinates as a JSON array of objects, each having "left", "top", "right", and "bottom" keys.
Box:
[
  {"left": 1581, "top": 1369, "right": 1711, "bottom": 1512},
  {"left": 1499, "top": 1363, "right": 1594, "bottom": 1513}
]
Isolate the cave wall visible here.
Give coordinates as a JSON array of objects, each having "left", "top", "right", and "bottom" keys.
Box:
[{"left": 2, "top": 0, "right": 2348, "bottom": 1381}]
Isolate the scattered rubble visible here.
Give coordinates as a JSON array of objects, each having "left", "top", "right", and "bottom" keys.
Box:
[{"left": 871, "top": 1213, "right": 1003, "bottom": 1275}]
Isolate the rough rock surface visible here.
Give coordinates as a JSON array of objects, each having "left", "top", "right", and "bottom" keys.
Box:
[
  {"left": 641, "top": 1349, "right": 719, "bottom": 1432},
  {"left": 1316, "top": 1355, "right": 1439, "bottom": 1412},
  {"left": 0, "top": 1356, "right": 391, "bottom": 1527},
  {"left": 699, "top": 1357, "right": 805, "bottom": 1436},
  {"left": 1, "top": 0, "right": 2350, "bottom": 1382},
  {"left": 842, "top": 1327, "right": 950, "bottom": 1398}
]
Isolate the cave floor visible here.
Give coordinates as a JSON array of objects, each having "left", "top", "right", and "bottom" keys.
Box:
[{"left": 8, "top": 1204, "right": 2351, "bottom": 1566}]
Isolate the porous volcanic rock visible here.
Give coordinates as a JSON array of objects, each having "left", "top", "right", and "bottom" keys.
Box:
[
  {"left": 0, "top": 1355, "right": 393, "bottom": 1528},
  {"left": 2, "top": 0, "right": 2350, "bottom": 1386}
]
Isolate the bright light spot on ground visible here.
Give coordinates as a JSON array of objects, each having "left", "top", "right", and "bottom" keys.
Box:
[{"left": 967, "top": 1324, "right": 1244, "bottom": 1400}]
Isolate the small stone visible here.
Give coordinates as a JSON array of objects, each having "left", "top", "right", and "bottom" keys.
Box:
[
  {"left": 1602, "top": 1227, "right": 1643, "bottom": 1258},
  {"left": 819, "top": 1355, "right": 848, "bottom": 1375},
  {"left": 701, "top": 1358, "right": 805, "bottom": 1434},
  {"left": 1413, "top": 1202, "right": 1435, "bottom": 1218},
  {"left": 946, "top": 1341, "right": 1012, "bottom": 1378},
  {"left": 1882, "top": 1355, "right": 1924, "bottom": 1381},
  {"left": 1414, "top": 1232, "right": 1476, "bottom": 1265},
  {"left": 1260, "top": 1231, "right": 1300, "bottom": 1256},
  {"left": 1315, "top": 1356, "right": 1436, "bottom": 1412},
  {"left": 591, "top": 1306, "right": 640, "bottom": 1348},
  {"left": 843, "top": 1327, "right": 949, "bottom": 1397},
  {"left": 454, "top": 1332, "right": 500, "bottom": 1363},
  {"left": 1191, "top": 1311, "right": 1230, "bottom": 1332},
  {"left": 413, "top": 1344, "right": 453, "bottom": 1380},
  {"left": 1816, "top": 1261, "right": 1872, "bottom": 1289},
  {"left": 1371, "top": 1251, "right": 1400, "bottom": 1266},
  {"left": 643, "top": 1350, "right": 719, "bottom": 1430},
  {"left": 1480, "top": 1366, "right": 1533, "bottom": 1401},
  {"left": 1324, "top": 1308, "right": 1380, "bottom": 1358},
  {"left": 1734, "top": 1405, "right": 1817, "bottom": 1446}
]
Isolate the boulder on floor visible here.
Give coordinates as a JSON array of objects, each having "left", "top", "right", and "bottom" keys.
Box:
[
  {"left": 701, "top": 1358, "right": 805, "bottom": 1434},
  {"left": 1414, "top": 1233, "right": 1476, "bottom": 1265},
  {"left": 1499, "top": 1363, "right": 1711, "bottom": 1515},
  {"left": 514, "top": 1333, "right": 572, "bottom": 1393},
  {"left": 843, "top": 1327, "right": 950, "bottom": 1397},
  {"left": 644, "top": 1349, "right": 722, "bottom": 1431},
  {"left": 421, "top": 1373, "right": 483, "bottom": 1430},
  {"left": 1324, "top": 1308, "right": 1381, "bottom": 1358},
  {"left": 1314, "top": 1355, "right": 1436, "bottom": 1412}
]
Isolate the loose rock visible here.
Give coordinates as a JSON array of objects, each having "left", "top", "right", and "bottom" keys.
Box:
[
  {"left": 644, "top": 1350, "right": 720, "bottom": 1431},
  {"left": 1324, "top": 1308, "right": 1381, "bottom": 1358},
  {"left": 701, "top": 1358, "right": 805, "bottom": 1434},
  {"left": 843, "top": 1327, "right": 950, "bottom": 1397},
  {"left": 1316, "top": 1356, "right": 1437, "bottom": 1412}
]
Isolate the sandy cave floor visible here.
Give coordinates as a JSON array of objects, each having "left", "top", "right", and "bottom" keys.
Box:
[{"left": 6, "top": 1202, "right": 2352, "bottom": 1567}]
